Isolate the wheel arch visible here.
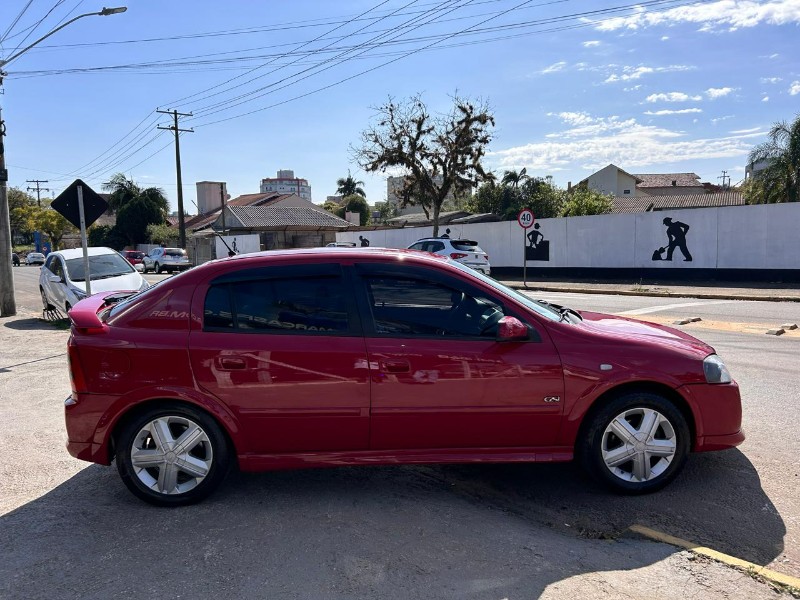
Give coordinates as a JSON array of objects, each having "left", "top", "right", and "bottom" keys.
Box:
[
  {"left": 107, "top": 397, "right": 239, "bottom": 467},
  {"left": 573, "top": 381, "right": 697, "bottom": 456}
]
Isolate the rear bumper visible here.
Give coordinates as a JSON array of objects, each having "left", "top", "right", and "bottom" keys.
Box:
[{"left": 696, "top": 429, "right": 745, "bottom": 451}]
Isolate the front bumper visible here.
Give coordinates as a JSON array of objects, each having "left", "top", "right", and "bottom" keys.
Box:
[{"left": 679, "top": 381, "right": 744, "bottom": 452}]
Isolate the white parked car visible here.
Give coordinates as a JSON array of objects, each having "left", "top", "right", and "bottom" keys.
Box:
[
  {"left": 39, "top": 247, "right": 149, "bottom": 313},
  {"left": 26, "top": 252, "right": 45, "bottom": 266},
  {"left": 141, "top": 247, "right": 191, "bottom": 274},
  {"left": 408, "top": 237, "right": 491, "bottom": 275}
]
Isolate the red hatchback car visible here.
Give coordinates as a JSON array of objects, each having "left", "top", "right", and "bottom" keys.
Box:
[{"left": 65, "top": 248, "right": 743, "bottom": 506}]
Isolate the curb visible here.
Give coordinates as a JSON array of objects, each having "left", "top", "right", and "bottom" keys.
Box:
[
  {"left": 628, "top": 524, "right": 800, "bottom": 592},
  {"left": 502, "top": 283, "right": 800, "bottom": 303}
]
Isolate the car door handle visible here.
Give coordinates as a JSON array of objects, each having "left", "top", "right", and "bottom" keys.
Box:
[
  {"left": 382, "top": 359, "right": 410, "bottom": 373},
  {"left": 218, "top": 357, "right": 247, "bottom": 370}
]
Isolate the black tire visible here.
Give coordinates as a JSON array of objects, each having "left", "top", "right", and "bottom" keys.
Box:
[
  {"left": 115, "top": 402, "right": 231, "bottom": 506},
  {"left": 64, "top": 302, "right": 72, "bottom": 313},
  {"left": 40, "top": 287, "right": 54, "bottom": 310},
  {"left": 155, "top": 262, "right": 162, "bottom": 274},
  {"left": 579, "top": 391, "right": 690, "bottom": 494},
  {"left": 141, "top": 262, "right": 148, "bottom": 274}
]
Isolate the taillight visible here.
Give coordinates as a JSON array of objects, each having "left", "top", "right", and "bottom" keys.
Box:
[
  {"left": 450, "top": 252, "right": 468, "bottom": 259},
  {"left": 67, "top": 335, "right": 87, "bottom": 394}
]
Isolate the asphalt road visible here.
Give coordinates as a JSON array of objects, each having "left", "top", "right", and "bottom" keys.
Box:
[{"left": 1, "top": 269, "right": 798, "bottom": 598}]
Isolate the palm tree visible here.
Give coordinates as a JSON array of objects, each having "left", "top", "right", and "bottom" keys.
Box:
[
  {"left": 336, "top": 170, "right": 366, "bottom": 197},
  {"left": 102, "top": 173, "right": 169, "bottom": 216},
  {"left": 747, "top": 114, "right": 800, "bottom": 203},
  {"left": 501, "top": 167, "right": 528, "bottom": 189}
]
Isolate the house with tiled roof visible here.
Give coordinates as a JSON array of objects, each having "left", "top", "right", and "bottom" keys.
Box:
[
  {"left": 632, "top": 172, "right": 706, "bottom": 196},
  {"left": 576, "top": 164, "right": 642, "bottom": 198},
  {"left": 612, "top": 190, "right": 745, "bottom": 213}
]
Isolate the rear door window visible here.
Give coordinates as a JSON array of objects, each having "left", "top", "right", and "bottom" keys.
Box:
[{"left": 204, "top": 267, "right": 355, "bottom": 335}]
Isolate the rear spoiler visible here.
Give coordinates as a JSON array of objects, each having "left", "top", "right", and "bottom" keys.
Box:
[{"left": 68, "top": 290, "right": 137, "bottom": 332}]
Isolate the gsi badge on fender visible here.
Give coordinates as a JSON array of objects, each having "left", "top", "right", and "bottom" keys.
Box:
[{"left": 64, "top": 248, "right": 743, "bottom": 506}]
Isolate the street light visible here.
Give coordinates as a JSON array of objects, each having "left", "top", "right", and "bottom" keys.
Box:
[{"left": 0, "top": 6, "right": 127, "bottom": 317}]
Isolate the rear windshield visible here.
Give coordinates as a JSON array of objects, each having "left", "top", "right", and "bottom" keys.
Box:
[
  {"left": 126, "top": 251, "right": 144, "bottom": 259},
  {"left": 165, "top": 249, "right": 187, "bottom": 257},
  {"left": 66, "top": 253, "right": 135, "bottom": 281},
  {"left": 452, "top": 240, "right": 482, "bottom": 252}
]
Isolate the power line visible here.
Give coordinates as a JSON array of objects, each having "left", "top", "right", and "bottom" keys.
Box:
[
  {"left": 1, "top": 0, "right": 35, "bottom": 44},
  {"left": 7, "top": 0, "right": 69, "bottom": 58}
]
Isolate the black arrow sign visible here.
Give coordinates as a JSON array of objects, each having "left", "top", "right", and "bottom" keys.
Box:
[{"left": 51, "top": 179, "right": 109, "bottom": 229}]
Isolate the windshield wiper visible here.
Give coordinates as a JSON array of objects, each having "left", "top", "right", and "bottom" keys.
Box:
[{"left": 537, "top": 299, "right": 582, "bottom": 322}]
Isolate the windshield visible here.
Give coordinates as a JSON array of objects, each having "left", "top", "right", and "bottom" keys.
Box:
[
  {"left": 66, "top": 253, "right": 135, "bottom": 282},
  {"left": 448, "top": 260, "right": 562, "bottom": 322},
  {"left": 126, "top": 251, "right": 144, "bottom": 259},
  {"left": 165, "top": 249, "right": 187, "bottom": 257}
]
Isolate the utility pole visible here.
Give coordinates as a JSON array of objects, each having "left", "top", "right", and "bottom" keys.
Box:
[
  {"left": 220, "top": 182, "right": 227, "bottom": 234},
  {"left": 718, "top": 170, "right": 730, "bottom": 190},
  {"left": 0, "top": 105, "right": 15, "bottom": 316},
  {"left": 26, "top": 179, "right": 50, "bottom": 206},
  {"left": 0, "top": 6, "right": 127, "bottom": 318},
  {"left": 157, "top": 109, "right": 193, "bottom": 249}
]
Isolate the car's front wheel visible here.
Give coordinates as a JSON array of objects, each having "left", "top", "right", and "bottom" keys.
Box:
[
  {"left": 154, "top": 262, "right": 162, "bottom": 274},
  {"left": 115, "top": 403, "right": 231, "bottom": 506},
  {"left": 40, "top": 287, "right": 54, "bottom": 310},
  {"left": 580, "top": 392, "right": 689, "bottom": 494}
]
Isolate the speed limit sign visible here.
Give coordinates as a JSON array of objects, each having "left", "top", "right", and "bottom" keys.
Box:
[{"left": 517, "top": 209, "right": 535, "bottom": 229}]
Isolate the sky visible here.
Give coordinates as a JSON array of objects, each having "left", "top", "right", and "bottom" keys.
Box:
[{"left": 1, "top": 0, "right": 799, "bottom": 214}]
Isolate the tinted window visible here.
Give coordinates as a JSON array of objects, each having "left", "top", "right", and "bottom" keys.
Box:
[
  {"left": 408, "top": 242, "right": 425, "bottom": 251},
  {"left": 50, "top": 258, "right": 64, "bottom": 279},
  {"left": 165, "top": 249, "right": 187, "bottom": 257},
  {"left": 451, "top": 240, "right": 481, "bottom": 252},
  {"left": 427, "top": 241, "right": 445, "bottom": 252},
  {"left": 365, "top": 276, "right": 505, "bottom": 338},
  {"left": 204, "top": 276, "right": 349, "bottom": 334},
  {"left": 126, "top": 251, "right": 144, "bottom": 259}
]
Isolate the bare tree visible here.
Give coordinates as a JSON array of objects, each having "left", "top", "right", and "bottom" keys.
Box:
[{"left": 355, "top": 94, "right": 494, "bottom": 236}]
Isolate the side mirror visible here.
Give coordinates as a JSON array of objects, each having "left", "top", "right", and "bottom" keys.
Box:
[
  {"left": 48, "top": 275, "right": 62, "bottom": 283},
  {"left": 496, "top": 316, "right": 529, "bottom": 342}
]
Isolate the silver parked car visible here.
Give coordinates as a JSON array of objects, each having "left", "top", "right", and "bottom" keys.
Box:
[
  {"left": 26, "top": 252, "right": 45, "bottom": 266},
  {"left": 39, "top": 247, "right": 149, "bottom": 313},
  {"left": 141, "top": 247, "right": 191, "bottom": 274},
  {"left": 408, "top": 237, "right": 491, "bottom": 275}
]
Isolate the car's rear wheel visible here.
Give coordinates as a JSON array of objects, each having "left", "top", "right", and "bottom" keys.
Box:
[
  {"left": 580, "top": 392, "right": 689, "bottom": 494},
  {"left": 115, "top": 403, "right": 231, "bottom": 506},
  {"left": 40, "top": 287, "right": 54, "bottom": 310},
  {"left": 141, "top": 262, "right": 148, "bottom": 273}
]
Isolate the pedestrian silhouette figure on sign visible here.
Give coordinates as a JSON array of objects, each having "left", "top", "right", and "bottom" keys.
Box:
[
  {"left": 655, "top": 217, "right": 692, "bottom": 262},
  {"left": 525, "top": 223, "right": 550, "bottom": 261},
  {"left": 359, "top": 236, "right": 370, "bottom": 247}
]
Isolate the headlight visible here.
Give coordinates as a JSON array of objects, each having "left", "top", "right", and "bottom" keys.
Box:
[
  {"left": 703, "top": 354, "right": 732, "bottom": 384},
  {"left": 73, "top": 288, "right": 88, "bottom": 300}
]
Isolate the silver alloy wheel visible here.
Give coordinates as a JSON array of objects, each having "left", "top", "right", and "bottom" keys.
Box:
[
  {"left": 601, "top": 407, "right": 677, "bottom": 483},
  {"left": 130, "top": 415, "right": 213, "bottom": 495}
]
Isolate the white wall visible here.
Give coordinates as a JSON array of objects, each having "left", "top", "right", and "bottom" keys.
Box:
[{"left": 337, "top": 203, "right": 800, "bottom": 271}]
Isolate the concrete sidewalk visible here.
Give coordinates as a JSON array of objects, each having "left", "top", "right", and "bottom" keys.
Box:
[{"left": 497, "top": 277, "right": 800, "bottom": 302}]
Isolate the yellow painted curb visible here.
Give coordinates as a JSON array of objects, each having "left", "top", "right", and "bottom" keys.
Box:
[{"left": 629, "top": 524, "right": 800, "bottom": 591}]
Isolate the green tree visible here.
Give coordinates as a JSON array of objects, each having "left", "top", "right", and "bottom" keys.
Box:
[
  {"left": 523, "top": 177, "right": 565, "bottom": 219},
  {"left": 102, "top": 173, "right": 169, "bottom": 245},
  {"left": 501, "top": 167, "right": 528, "bottom": 189},
  {"left": 746, "top": 114, "right": 800, "bottom": 204},
  {"left": 377, "top": 201, "right": 397, "bottom": 222},
  {"left": 34, "top": 207, "right": 76, "bottom": 250},
  {"left": 335, "top": 171, "right": 366, "bottom": 198},
  {"left": 356, "top": 94, "right": 494, "bottom": 236},
  {"left": 146, "top": 223, "right": 178, "bottom": 245},
  {"left": 340, "top": 194, "right": 370, "bottom": 226},
  {"left": 322, "top": 200, "right": 342, "bottom": 214},
  {"left": 8, "top": 188, "right": 37, "bottom": 239},
  {"left": 560, "top": 188, "right": 613, "bottom": 217}
]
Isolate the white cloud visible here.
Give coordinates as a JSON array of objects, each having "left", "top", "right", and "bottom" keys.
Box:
[
  {"left": 547, "top": 111, "right": 597, "bottom": 126},
  {"left": 604, "top": 64, "right": 693, "bottom": 83},
  {"left": 660, "top": 35, "right": 670, "bottom": 40},
  {"left": 489, "top": 113, "right": 750, "bottom": 173},
  {"left": 624, "top": 85, "right": 643, "bottom": 92},
  {"left": 761, "top": 77, "right": 782, "bottom": 83},
  {"left": 706, "top": 87, "right": 734, "bottom": 99},
  {"left": 730, "top": 127, "right": 762, "bottom": 134},
  {"left": 644, "top": 108, "right": 703, "bottom": 115},
  {"left": 592, "top": 0, "right": 800, "bottom": 32},
  {"left": 646, "top": 92, "right": 702, "bottom": 102},
  {"left": 763, "top": 96, "right": 770, "bottom": 102},
  {"left": 711, "top": 115, "right": 734, "bottom": 124},
  {"left": 790, "top": 81, "right": 800, "bottom": 95},
  {"left": 583, "top": 40, "right": 600, "bottom": 47},
  {"left": 541, "top": 61, "right": 567, "bottom": 74}
]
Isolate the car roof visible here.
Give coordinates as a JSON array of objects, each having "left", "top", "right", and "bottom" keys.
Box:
[
  {"left": 199, "top": 247, "right": 450, "bottom": 270},
  {"left": 51, "top": 247, "right": 119, "bottom": 260}
]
